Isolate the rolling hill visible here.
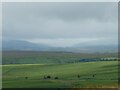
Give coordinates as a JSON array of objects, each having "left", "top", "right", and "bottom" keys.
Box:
[
  {"left": 2, "top": 39, "right": 50, "bottom": 51},
  {"left": 2, "top": 39, "right": 118, "bottom": 53}
]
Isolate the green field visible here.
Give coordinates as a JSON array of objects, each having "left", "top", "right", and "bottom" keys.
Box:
[{"left": 2, "top": 51, "right": 118, "bottom": 88}]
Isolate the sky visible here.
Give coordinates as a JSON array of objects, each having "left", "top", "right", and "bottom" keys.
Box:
[
  {"left": 0, "top": 3, "right": 2, "bottom": 40},
  {"left": 2, "top": 2, "right": 118, "bottom": 47}
]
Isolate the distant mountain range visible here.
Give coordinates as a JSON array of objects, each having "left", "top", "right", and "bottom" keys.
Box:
[
  {"left": 2, "top": 39, "right": 118, "bottom": 53},
  {"left": 2, "top": 40, "right": 50, "bottom": 51}
]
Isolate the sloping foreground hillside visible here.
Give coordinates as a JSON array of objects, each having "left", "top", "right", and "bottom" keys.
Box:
[{"left": 2, "top": 61, "right": 118, "bottom": 88}]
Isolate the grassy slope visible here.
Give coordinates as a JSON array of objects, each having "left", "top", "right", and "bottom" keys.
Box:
[
  {"left": 2, "top": 51, "right": 117, "bottom": 64},
  {"left": 2, "top": 61, "right": 118, "bottom": 88}
]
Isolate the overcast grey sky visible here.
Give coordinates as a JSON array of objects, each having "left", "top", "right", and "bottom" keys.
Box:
[{"left": 2, "top": 2, "right": 118, "bottom": 47}]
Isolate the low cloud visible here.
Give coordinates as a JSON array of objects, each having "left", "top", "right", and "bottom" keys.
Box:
[{"left": 2, "top": 2, "right": 118, "bottom": 47}]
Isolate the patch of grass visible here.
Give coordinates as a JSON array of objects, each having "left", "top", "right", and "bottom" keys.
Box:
[{"left": 2, "top": 61, "right": 118, "bottom": 88}]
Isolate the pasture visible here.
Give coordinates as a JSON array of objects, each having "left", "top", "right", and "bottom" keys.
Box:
[{"left": 2, "top": 51, "right": 118, "bottom": 88}]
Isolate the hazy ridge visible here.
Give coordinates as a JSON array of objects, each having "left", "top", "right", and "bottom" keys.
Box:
[{"left": 2, "top": 39, "right": 118, "bottom": 53}]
